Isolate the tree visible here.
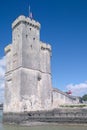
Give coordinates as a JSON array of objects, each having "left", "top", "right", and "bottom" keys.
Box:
[{"left": 82, "top": 94, "right": 87, "bottom": 101}]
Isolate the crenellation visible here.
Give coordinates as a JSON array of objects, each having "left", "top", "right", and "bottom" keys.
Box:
[
  {"left": 12, "top": 15, "right": 40, "bottom": 30},
  {"left": 40, "top": 42, "right": 51, "bottom": 52}
]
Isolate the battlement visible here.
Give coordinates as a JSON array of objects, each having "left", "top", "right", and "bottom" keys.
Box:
[
  {"left": 40, "top": 42, "right": 51, "bottom": 52},
  {"left": 12, "top": 15, "right": 41, "bottom": 30}
]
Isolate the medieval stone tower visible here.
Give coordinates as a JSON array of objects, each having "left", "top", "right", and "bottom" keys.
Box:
[{"left": 4, "top": 15, "right": 52, "bottom": 113}]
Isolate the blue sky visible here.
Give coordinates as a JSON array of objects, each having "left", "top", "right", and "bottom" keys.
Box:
[{"left": 0, "top": 0, "right": 87, "bottom": 102}]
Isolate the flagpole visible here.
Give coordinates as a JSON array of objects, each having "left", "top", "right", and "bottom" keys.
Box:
[
  {"left": 28, "top": 5, "right": 33, "bottom": 19},
  {"left": 29, "top": 5, "right": 30, "bottom": 17}
]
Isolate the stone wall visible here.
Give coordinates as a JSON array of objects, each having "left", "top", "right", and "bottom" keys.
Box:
[
  {"left": 52, "top": 88, "right": 80, "bottom": 108},
  {"left": 3, "top": 108, "right": 87, "bottom": 125}
]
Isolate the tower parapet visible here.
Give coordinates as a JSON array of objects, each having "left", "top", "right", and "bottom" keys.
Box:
[
  {"left": 12, "top": 15, "right": 40, "bottom": 30},
  {"left": 40, "top": 42, "right": 51, "bottom": 52}
]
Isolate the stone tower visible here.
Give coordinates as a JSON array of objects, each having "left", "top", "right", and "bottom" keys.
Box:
[{"left": 4, "top": 15, "right": 52, "bottom": 113}]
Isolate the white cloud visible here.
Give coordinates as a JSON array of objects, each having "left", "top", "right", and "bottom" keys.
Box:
[
  {"left": 0, "top": 56, "right": 6, "bottom": 78},
  {"left": 66, "top": 81, "right": 87, "bottom": 97},
  {"left": 0, "top": 56, "right": 6, "bottom": 67},
  {"left": 0, "top": 56, "right": 6, "bottom": 103}
]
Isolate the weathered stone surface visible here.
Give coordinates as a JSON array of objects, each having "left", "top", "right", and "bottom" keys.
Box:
[
  {"left": 4, "top": 15, "right": 52, "bottom": 113},
  {"left": 52, "top": 88, "right": 80, "bottom": 107},
  {"left": 3, "top": 109, "right": 87, "bottom": 125},
  {"left": 5, "top": 44, "right": 12, "bottom": 72},
  {"left": 4, "top": 15, "right": 81, "bottom": 124}
]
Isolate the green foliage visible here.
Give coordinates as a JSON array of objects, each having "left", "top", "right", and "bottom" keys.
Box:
[
  {"left": 60, "top": 104, "right": 87, "bottom": 108},
  {"left": 82, "top": 94, "right": 87, "bottom": 101}
]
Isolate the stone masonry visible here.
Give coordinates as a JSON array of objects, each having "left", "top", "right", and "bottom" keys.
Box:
[
  {"left": 4, "top": 15, "right": 52, "bottom": 113},
  {"left": 3, "top": 15, "right": 83, "bottom": 125},
  {"left": 4, "top": 15, "right": 80, "bottom": 115}
]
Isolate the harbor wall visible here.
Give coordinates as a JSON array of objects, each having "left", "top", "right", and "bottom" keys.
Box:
[{"left": 3, "top": 108, "right": 87, "bottom": 125}]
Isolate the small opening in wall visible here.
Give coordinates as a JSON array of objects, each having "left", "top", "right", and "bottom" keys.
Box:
[
  {"left": 38, "top": 77, "right": 41, "bottom": 81},
  {"left": 33, "top": 37, "right": 35, "bottom": 40},
  {"left": 28, "top": 113, "right": 32, "bottom": 116},
  {"left": 37, "top": 74, "right": 41, "bottom": 81},
  {"left": 30, "top": 45, "right": 32, "bottom": 48},
  {"left": 26, "top": 34, "right": 28, "bottom": 38}
]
